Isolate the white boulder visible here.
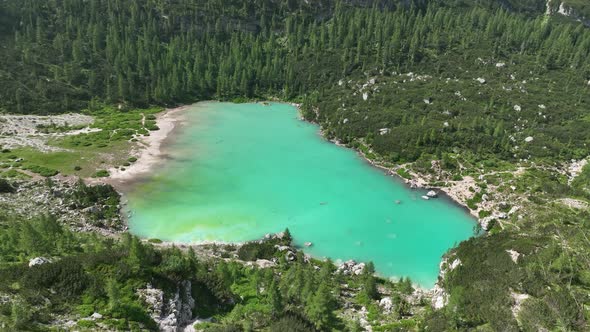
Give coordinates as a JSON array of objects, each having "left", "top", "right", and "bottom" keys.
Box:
[
  {"left": 28, "top": 257, "right": 50, "bottom": 267},
  {"left": 256, "top": 259, "right": 276, "bottom": 269},
  {"left": 337, "top": 260, "right": 367, "bottom": 276},
  {"left": 431, "top": 284, "right": 448, "bottom": 309},
  {"left": 506, "top": 249, "right": 521, "bottom": 263},
  {"left": 90, "top": 312, "right": 103, "bottom": 320},
  {"left": 449, "top": 258, "right": 461, "bottom": 271},
  {"left": 379, "top": 297, "right": 393, "bottom": 314}
]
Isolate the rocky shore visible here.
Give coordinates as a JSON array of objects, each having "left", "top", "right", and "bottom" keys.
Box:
[{"left": 298, "top": 104, "right": 489, "bottom": 222}]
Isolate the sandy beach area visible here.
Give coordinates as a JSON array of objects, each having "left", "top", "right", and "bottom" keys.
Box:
[{"left": 105, "top": 105, "right": 189, "bottom": 188}]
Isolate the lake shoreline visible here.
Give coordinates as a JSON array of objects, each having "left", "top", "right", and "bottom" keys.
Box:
[
  {"left": 104, "top": 99, "right": 479, "bottom": 235},
  {"left": 104, "top": 101, "right": 477, "bottom": 290},
  {"left": 102, "top": 105, "right": 189, "bottom": 191},
  {"left": 294, "top": 103, "right": 481, "bottom": 223},
  {"left": 104, "top": 100, "right": 478, "bottom": 223}
]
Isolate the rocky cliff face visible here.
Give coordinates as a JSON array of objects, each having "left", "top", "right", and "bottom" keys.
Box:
[
  {"left": 546, "top": 0, "right": 590, "bottom": 26},
  {"left": 137, "top": 280, "right": 196, "bottom": 332}
]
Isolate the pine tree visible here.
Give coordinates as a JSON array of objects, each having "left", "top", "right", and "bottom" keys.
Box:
[
  {"left": 362, "top": 262, "right": 378, "bottom": 300},
  {"left": 106, "top": 278, "right": 122, "bottom": 311},
  {"left": 268, "top": 278, "right": 283, "bottom": 317},
  {"left": 305, "top": 281, "right": 333, "bottom": 330}
]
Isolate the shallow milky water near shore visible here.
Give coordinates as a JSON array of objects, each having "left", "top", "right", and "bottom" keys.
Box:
[{"left": 126, "top": 102, "right": 475, "bottom": 287}]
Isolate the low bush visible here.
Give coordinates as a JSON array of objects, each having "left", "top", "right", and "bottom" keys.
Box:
[
  {"left": 269, "top": 313, "right": 317, "bottom": 332},
  {"left": 237, "top": 241, "right": 278, "bottom": 261},
  {"left": 452, "top": 174, "right": 463, "bottom": 181},
  {"left": 76, "top": 320, "right": 97, "bottom": 328},
  {"left": 94, "top": 170, "right": 109, "bottom": 178},
  {"left": 0, "top": 179, "right": 15, "bottom": 193},
  {"left": 396, "top": 168, "right": 412, "bottom": 180},
  {"left": 479, "top": 210, "right": 492, "bottom": 218},
  {"left": 24, "top": 165, "right": 58, "bottom": 177}
]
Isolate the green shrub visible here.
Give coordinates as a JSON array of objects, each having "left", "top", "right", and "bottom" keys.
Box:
[
  {"left": 479, "top": 210, "right": 492, "bottom": 218},
  {"left": 103, "top": 319, "right": 127, "bottom": 330},
  {"left": 23, "top": 257, "right": 88, "bottom": 297},
  {"left": 396, "top": 168, "right": 412, "bottom": 180},
  {"left": 269, "top": 313, "right": 316, "bottom": 332},
  {"left": 77, "top": 320, "right": 97, "bottom": 328},
  {"left": 231, "top": 97, "right": 250, "bottom": 104},
  {"left": 499, "top": 203, "right": 511, "bottom": 212},
  {"left": 74, "top": 166, "right": 82, "bottom": 171},
  {"left": 128, "top": 157, "right": 138, "bottom": 163},
  {"left": 95, "top": 170, "right": 109, "bottom": 178},
  {"left": 75, "top": 304, "right": 95, "bottom": 317},
  {"left": 0, "top": 178, "right": 15, "bottom": 193},
  {"left": 237, "top": 241, "right": 278, "bottom": 261},
  {"left": 204, "top": 324, "right": 243, "bottom": 332},
  {"left": 24, "top": 165, "right": 58, "bottom": 177},
  {"left": 1, "top": 169, "right": 23, "bottom": 178},
  {"left": 452, "top": 174, "right": 464, "bottom": 181}
]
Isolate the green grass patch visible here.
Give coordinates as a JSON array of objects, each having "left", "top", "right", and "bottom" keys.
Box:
[
  {"left": 0, "top": 106, "right": 166, "bottom": 178},
  {"left": 479, "top": 210, "right": 492, "bottom": 218},
  {"left": 23, "top": 165, "right": 58, "bottom": 177},
  {"left": 396, "top": 168, "right": 412, "bottom": 180},
  {"left": 1, "top": 169, "right": 31, "bottom": 179}
]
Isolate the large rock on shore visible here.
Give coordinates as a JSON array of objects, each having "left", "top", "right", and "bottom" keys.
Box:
[{"left": 337, "top": 260, "right": 366, "bottom": 275}]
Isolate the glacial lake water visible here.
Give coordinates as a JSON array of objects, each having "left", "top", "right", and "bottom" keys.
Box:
[{"left": 127, "top": 102, "right": 475, "bottom": 287}]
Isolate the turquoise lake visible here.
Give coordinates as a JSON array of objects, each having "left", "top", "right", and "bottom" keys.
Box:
[{"left": 127, "top": 102, "right": 475, "bottom": 287}]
